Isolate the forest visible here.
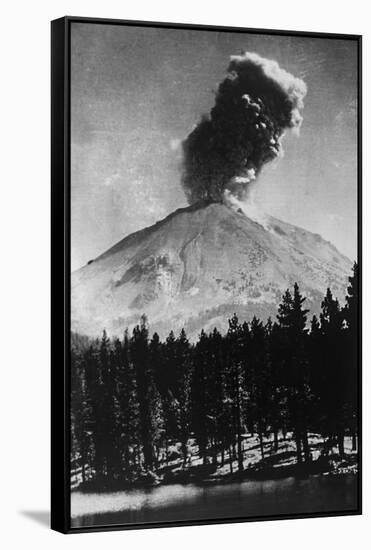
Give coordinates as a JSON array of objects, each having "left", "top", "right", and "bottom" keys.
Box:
[{"left": 71, "top": 264, "right": 358, "bottom": 492}]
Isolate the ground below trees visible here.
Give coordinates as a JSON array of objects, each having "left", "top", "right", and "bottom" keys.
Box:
[{"left": 72, "top": 432, "right": 358, "bottom": 493}]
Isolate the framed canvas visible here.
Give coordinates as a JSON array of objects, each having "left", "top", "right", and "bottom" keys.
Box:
[{"left": 51, "top": 16, "right": 362, "bottom": 534}]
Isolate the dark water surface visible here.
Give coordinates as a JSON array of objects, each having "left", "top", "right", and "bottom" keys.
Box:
[{"left": 71, "top": 474, "right": 358, "bottom": 528}]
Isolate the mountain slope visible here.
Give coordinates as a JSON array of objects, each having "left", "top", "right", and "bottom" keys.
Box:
[{"left": 71, "top": 202, "right": 352, "bottom": 339}]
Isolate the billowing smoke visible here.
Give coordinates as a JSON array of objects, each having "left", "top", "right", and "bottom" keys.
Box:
[{"left": 181, "top": 52, "right": 307, "bottom": 204}]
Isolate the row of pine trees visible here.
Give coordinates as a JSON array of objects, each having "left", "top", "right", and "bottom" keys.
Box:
[{"left": 71, "top": 264, "right": 358, "bottom": 489}]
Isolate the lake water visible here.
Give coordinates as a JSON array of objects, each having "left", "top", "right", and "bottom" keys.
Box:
[{"left": 71, "top": 474, "right": 358, "bottom": 528}]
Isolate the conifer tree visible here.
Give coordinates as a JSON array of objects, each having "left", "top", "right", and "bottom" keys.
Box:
[
  {"left": 71, "top": 349, "right": 94, "bottom": 485},
  {"left": 320, "top": 289, "right": 347, "bottom": 457},
  {"left": 191, "top": 330, "right": 210, "bottom": 465},
  {"left": 130, "top": 316, "right": 157, "bottom": 470},
  {"left": 175, "top": 329, "right": 192, "bottom": 466},
  {"left": 264, "top": 318, "right": 282, "bottom": 452},
  {"left": 83, "top": 342, "right": 106, "bottom": 483},
  {"left": 226, "top": 314, "right": 244, "bottom": 474},
  {"left": 344, "top": 262, "right": 358, "bottom": 332},
  {"left": 277, "top": 284, "right": 311, "bottom": 463},
  {"left": 206, "top": 328, "right": 226, "bottom": 465},
  {"left": 343, "top": 262, "right": 359, "bottom": 450},
  {"left": 113, "top": 332, "right": 139, "bottom": 479}
]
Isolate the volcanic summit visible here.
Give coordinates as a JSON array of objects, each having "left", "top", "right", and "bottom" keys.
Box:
[{"left": 71, "top": 202, "right": 351, "bottom": 340}]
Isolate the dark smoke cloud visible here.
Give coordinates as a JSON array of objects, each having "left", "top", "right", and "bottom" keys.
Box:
[{"left": 181, "top": 52, "right": 307, "bottom": 204}]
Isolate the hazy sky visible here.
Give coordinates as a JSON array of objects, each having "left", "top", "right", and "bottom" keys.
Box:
[{"left": 71, "top": 23, "right": 358, "bottom": 271}]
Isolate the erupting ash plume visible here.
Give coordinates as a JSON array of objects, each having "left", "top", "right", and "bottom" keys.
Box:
[{"left": 182, "top": 52, "right": 307, "bottom": 204}]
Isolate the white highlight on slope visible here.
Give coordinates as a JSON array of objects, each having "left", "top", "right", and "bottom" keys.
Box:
[{"left": 223, "top": 188, "right": 270, "bottom": 231}]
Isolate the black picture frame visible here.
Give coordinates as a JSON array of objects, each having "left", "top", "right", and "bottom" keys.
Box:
[{"left": 51, "top": 16, "right": 362, "bottom": 534}]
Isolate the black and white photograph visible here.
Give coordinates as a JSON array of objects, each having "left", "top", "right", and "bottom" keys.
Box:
[
  {"left": 2, "top": 0, "right": 371, "bottom": 546},
  {"left": 55, "top": 17, "right": 360, "bottom": 531}
]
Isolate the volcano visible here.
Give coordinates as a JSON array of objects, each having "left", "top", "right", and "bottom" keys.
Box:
[{"left": 71, "top": 202, "right": 352, "bottom": 340}]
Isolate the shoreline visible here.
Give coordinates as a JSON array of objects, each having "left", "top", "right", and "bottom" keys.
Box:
[{"left": 72, "top": 457, "right": 358, "bottom": 495}]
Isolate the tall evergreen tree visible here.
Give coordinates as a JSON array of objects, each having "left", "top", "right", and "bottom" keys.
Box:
[
  {"left": 319, "top": 289, "right": 347, "bottom": 457},
  {"left": 175, "top": 329, "right": 192, "bottom": 466},
  {"left": 247, "top": 317, "right": 271, "bottom": 460},
  {"left": 71, "top": 349, "right": 94, "bottom": 485},
  {"left": 98, "top": 330, "right": 122, "bottom": 482},
  {"left": 130, "top": 316, "right": 157, "bottom": 470},
  {"left": 264, "top": 318, "right": 282, "bottom": 453},
  {"left": 113, "top": 332, "right": 139, "bottom": 479},
  {"left": 191, "top": 330, "right": 210, "bottom": 465},
  {"left": 344, "top": 262, "right": 358, "bottom": 332},
  {"left": 206, "top": 328, "right": 226, "bottom": 465},
  {"left": 343, "top": 262, "right": 359, "bottom": 450},
  {"left": 277, "top": 284, "right": 311, "bottom": 464},
  {"left": 226, "top": 314, "right": 244, "bottom": 474}
]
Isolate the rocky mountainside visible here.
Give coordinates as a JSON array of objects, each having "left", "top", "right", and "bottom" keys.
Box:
[{"left": 71, "top": 202, "right": 352, "bottom": 340}]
